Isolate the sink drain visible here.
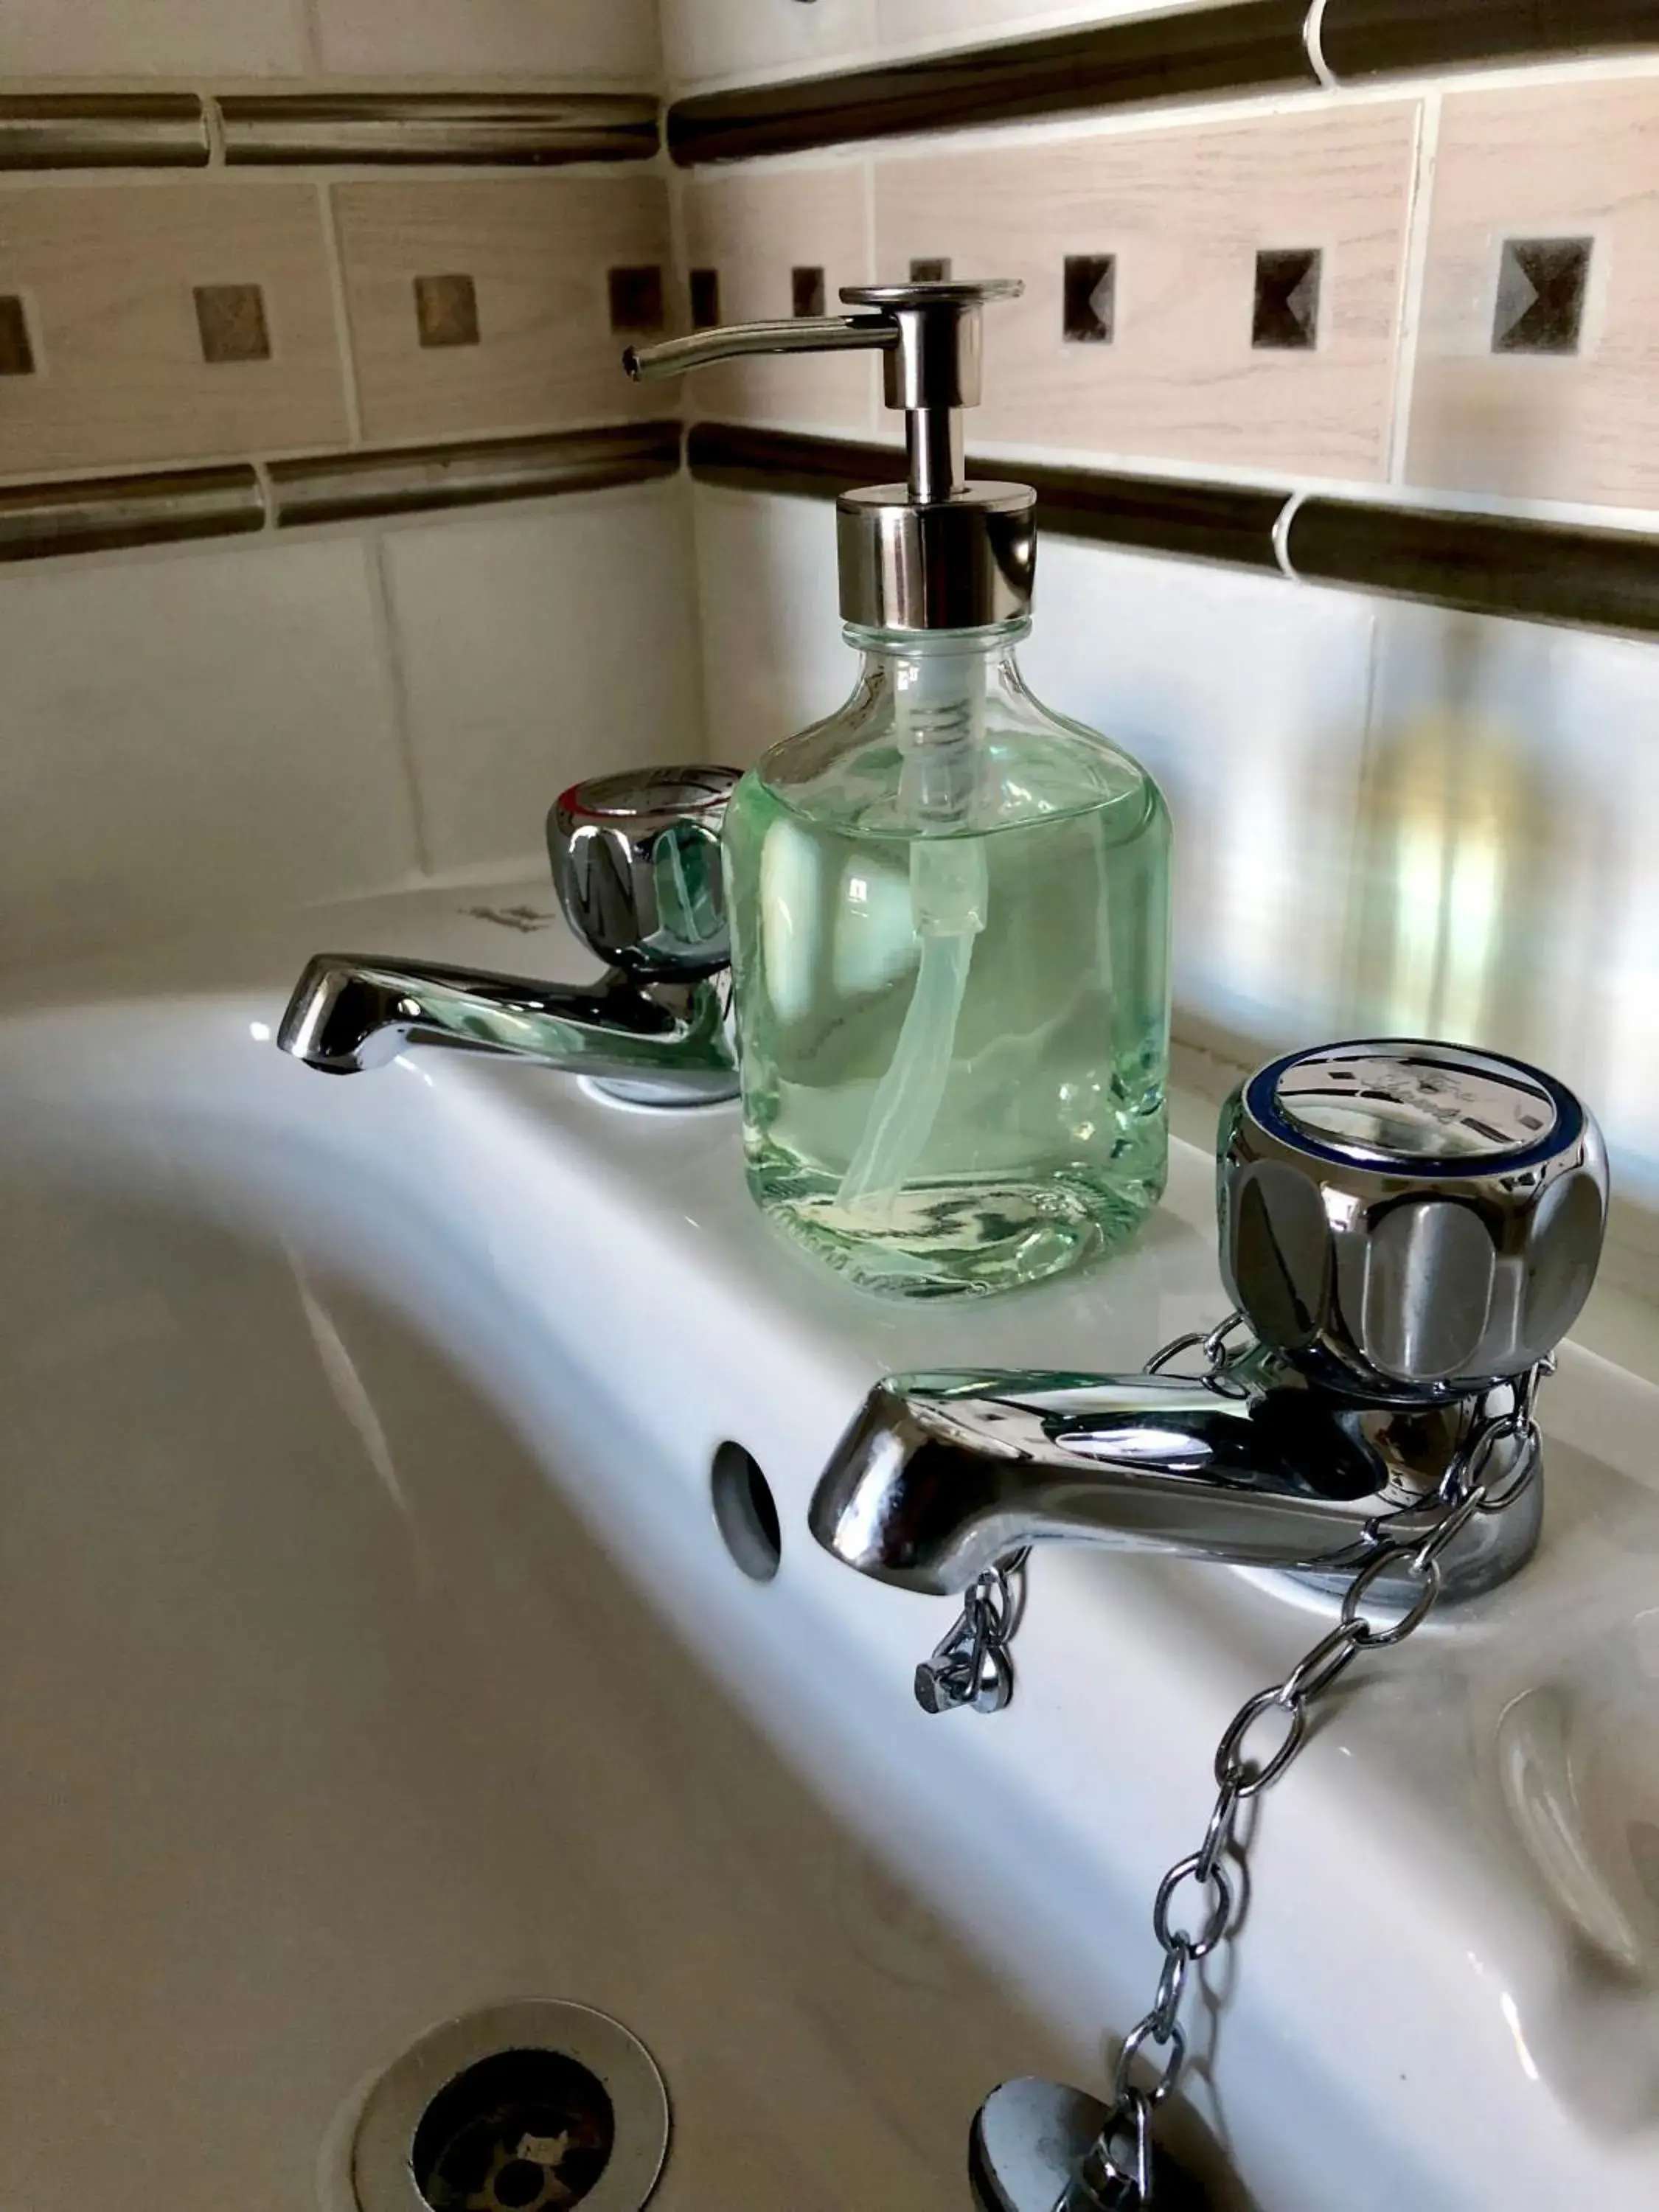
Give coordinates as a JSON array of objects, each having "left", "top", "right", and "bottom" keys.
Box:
[{"left": 352, "top": 2002, "right": 669, "bottom": 2212}]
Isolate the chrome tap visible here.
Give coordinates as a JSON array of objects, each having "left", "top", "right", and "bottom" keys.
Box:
[
  {"left": 279, "top": 766, "right": 742, "bottom": 1106},
  {"left": 811, "top": 1040, "right": 1608, "bottom": 1608}
]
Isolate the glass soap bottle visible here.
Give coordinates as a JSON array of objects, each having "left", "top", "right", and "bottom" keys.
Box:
[{"left": 627, "top": 280, "right": 1171, "bottom": 1298}]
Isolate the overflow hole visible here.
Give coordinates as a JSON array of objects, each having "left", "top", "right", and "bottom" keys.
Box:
[{"left": 710, "top": 1441, "right": 782, "bottom": 1583}]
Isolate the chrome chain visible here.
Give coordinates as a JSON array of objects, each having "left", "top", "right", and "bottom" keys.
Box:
[
  {"left": 910, "top": 1316, "right": 1253, "bottom": 1719},
  {"left": 1078, "top": 1327, "right": 1551, "bottom": 2207},
  {"left": 913, "top": 1548, "right": 1029, "bottom": 1715}
]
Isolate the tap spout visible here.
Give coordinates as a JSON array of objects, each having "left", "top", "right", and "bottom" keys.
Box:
[
  {"left": 809, "top": 1354, "right": 1540, "bottom": 1604},
  {"left": 277, "top": 953, "right": 737, "bottom": 1103}
]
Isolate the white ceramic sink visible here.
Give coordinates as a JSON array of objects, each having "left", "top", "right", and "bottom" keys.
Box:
[{"left": 4, "top": 886, "right": 1658, "bottom": 2212}]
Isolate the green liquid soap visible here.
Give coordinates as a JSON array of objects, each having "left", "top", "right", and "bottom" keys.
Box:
[{"left": 723, "top": 624, "right": 1172, "bottom": 1300}]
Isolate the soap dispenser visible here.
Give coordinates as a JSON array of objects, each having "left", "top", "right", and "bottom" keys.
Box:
[{"left": 627, "top": 280, "right": 1171, "bottom": 1299}]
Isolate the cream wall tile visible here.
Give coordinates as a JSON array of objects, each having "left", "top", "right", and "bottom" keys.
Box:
[
  {"left": 316, "top": 0, "right": 657, "bottom": 80},
  {"left": 681, "top": 164, "right": 878, "bottom": 434},
  {"left": 0, "top": 537, "right": 416, "bottom": 967},
  {"left": 874, "top": 102, "right": 1418, "bottom": 479},
  {"left": 1351, "top": 597, "right": 1659, "bottom": 1203},
  {"left": 1408, "top": 80, "right": 1659, "bottom": 509},
  {"left": 0, "top": 0, "right": 305, "bottom": 74},
  {"left": 335, "top": 176, "right": 670, "bottom": 449},
  {"left": 663, "top": 0, "right": 875, "bottom": 91},
  {"left": 1023, "top": 536, "right": 1377, "bottom": 1043},
  {"left": 0, "top": 184, "right": 348, "bottom": 478},
  {"left": 382, "top": 481, "right": 706, "bottom": 873},
  {"left": 877, "top": 0, "right": 1236, "bottom": 50},
  {"left": 692, "top": 484, "right": 858, "bottom": 765}
]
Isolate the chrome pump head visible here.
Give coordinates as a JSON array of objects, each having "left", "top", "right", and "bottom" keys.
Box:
[{"left": 625, "top": 278, "right": 1035, "bottom": 631}]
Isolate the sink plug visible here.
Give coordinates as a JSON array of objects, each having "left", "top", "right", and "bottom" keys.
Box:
[
  {"left": 810, "top": 1037, "right": 1607, "bottom": 2208},
  {"left": 277, "top": 766, "right": 741, "bottom": 1107}
]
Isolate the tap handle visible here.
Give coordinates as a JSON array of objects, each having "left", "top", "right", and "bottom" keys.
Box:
[
  {"left": 547, "top": 765, "right": 740, "bottom": 979},
  {"left": 1218, "top": 1039, "right": 1608, "bottom": 1397}
]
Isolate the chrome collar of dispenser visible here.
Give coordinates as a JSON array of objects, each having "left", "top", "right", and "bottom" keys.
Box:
[{"left": 625, "top": 278, "right": 1036, "bottom": 632}]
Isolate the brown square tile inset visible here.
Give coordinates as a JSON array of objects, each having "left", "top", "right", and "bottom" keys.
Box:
[
  {"left": 608, "top": 264, "right": 664, "bottom": 334},
  {"left": 1253, "top": 248, "right": 1321, "bottom": 349},
  {"left": 193, "top": 282, "right": 271, "bottom": 364},
  {"left": 1492, "top": 237, "right": 1592, "bottom": 355},
  {"left": 689, "top": 267, "right": 720, "bottom": 330},
  {"left": 1063, "top": 255, "right": 1116, "bottom": 343},
  {"left": 792, "top": 264, "right": 827, "bottom": 318},
  {"left": 910, "top": 257, "right": 952, "bottom": 282},
  {"left": 414, "top": 272, "right": 480, "bottom": 349},
  {"left": 0, "top": 296, "right": 34, "bottom": 376}
]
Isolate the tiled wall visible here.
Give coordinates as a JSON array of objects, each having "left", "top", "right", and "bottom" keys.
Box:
[
  {"left": 0, "top": 0, "right": 658, "bottom": 80},
  {"left": 658, "top": 0, "right": 1218, "bottom": 92},
  {"left": 669, "top": 26, "right": 1659, "bottom": 1265},
  {"left": 0, "top": 6, "right": 708, "bottom": 966}
]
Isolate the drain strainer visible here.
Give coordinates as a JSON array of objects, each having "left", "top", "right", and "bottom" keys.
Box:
[{"left": 352, "top": 2002, "right": 669, "bottom": 2212}]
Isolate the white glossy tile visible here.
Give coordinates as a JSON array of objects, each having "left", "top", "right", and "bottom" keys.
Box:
[
  {"left": 663, "top": 0, "right": 875, "bottom": 90},
  {"left": 316, "top": 0, "right": 657, "bottom": 80},
  {"left": 0, "top": 538, "right": 415, "bottom": 967},
  {"left": 1022, "top": 537, "right": 1377, "bottom": 1047},
  {"left": 1355, "top": 598, "right": 1659, "bottom": 1203},
  {"left": 383, "top": 482, "right": 706, "bottom": 874},
  {"left": 691, "top": 484, "right": 860, "bottom": 768},
  {"left": 877, "top": 0, "right": 1232, "bottom": 52},
  {"left": 0, "top": 0, "right": 306, "bottom": 73}
]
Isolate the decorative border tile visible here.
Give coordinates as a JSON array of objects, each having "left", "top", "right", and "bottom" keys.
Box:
[
  {"left": 0, "top": 96, "right": 209, "bottom": 171},
  {"left": 687, "top": 419, "right": 1659, "bottom": 636},
  {"left": 0, "top": 93, "right": 658, "bottom": 172},
  {"left": 1320, "top": 0, "right": 1659, "bottom": 80},
  {"left": 9, "top": 418, "right": 1659, "bottom": 639},
  {"left": 668, "top": 3, "right": 1314, "bottom": 164},
  {"left": 1284, "top": 495, "right": 1659, "bottom": 633},
  {"left": 269, "top": 421, "right": 681, "bottom": 525},
  {"left": 686, "top": 421, "right": 1287, "bottom": 569},
  {"left": 667, "top": 0, "right": 1659, "bottom": 164},
  {"left": 220, "top": 94, "right": 658, "bottom": 167},
  {"left": 0, "top": 425, "right": 681, "bottom": 560},
  {"left": 0, "top": 466, "right": 262, "bottom": 561}
]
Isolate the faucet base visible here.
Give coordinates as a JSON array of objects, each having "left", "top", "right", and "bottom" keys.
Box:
[
  {"left": 970, "top": 2077, "right": 1211, "bottom": 2211},
  {"left": 581, "top": 1071, "right": 740, "bottom": 1110}
]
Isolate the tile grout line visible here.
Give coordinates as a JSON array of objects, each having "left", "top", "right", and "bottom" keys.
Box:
[
  {"left": 297, "top": 0, "right": 327, "bottom": 80},
  {"left": 1385, "top": 88, "right": 1442, "bottom": 489},
  {"left": 860, "top": 151, "right": 878, "bottom": 435},
  {"left": 249, "top": 456, "right": 276, "bottom": 532},
  {"left": 1302, "top": 0, "right": 1338, "bottom": 91},
  {"left": 316, "top": 179, "right": 366, "bottom": 449},
  {"left": 366, "top": 531, "right": 436, "bottom": 880},
  {"left": 198, "top": 88, "right": 226, "bottom": 169}
]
